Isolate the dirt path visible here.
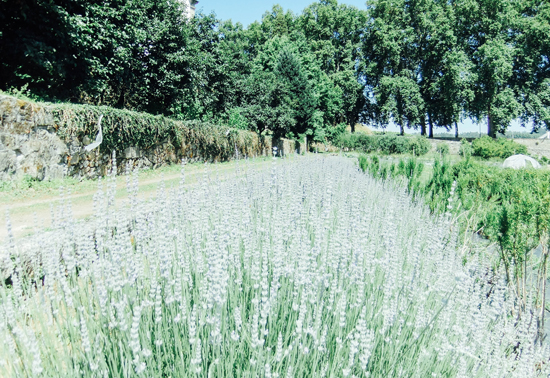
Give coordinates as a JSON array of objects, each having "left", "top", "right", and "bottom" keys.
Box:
[{"left": 1, "top": 157, "right": 275, "bottom": 243}]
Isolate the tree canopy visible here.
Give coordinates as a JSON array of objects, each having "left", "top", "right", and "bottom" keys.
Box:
[{"left": 1, "top": 0, "right": 549, "bottom": 138}]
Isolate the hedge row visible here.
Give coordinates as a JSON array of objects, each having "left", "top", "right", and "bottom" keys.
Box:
[{"left": 336, "top": 132, "right": 431, "bottom": 155}]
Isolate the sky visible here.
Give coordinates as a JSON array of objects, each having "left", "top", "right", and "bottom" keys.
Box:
[
  {"left": 195, "top": 0, "right": 528, "bottom": 135},
  {"left": 197, "top": 0, "right": 368, "bottom": 28}
]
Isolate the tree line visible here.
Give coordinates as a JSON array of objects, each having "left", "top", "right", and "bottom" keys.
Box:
[{"left": 1, "top": 0, "right": 549, "bottom": 139}]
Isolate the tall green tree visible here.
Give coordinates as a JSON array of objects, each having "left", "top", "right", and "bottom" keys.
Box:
[
  {"left": 0, "top": 0, "right": 196, "bottom": 116},
  {"left": 274, "top": 47, "right": 320, "bottom": 138},
  {"left": 298, "top": 0, "right": 367, "bottom": 132},
  {"left": 407, "top": 0, "right": 473, "bottom": 138},
  {"left": 236, "top": 37, "right": 321, "bottom": 139},
  {"left": 236, "top": 69, "right": 295, "bottom": 136},
  {"left": 515, "top": 0, "right": 550, "bottom": 131},
  {"left": 454, "top": 0, "right": 522, "bottom": 137},
  {"left": 364, "top": 0, "right": 424, "bottom": 135},
  {"left": 434, "top": 49, "right": 476, "bottom": 137}
]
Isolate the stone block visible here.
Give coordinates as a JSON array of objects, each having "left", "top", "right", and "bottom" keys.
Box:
[
  {"left": 0, "top": 150, "right": 16, "bottom": 174},
  {"left": 124, "top": 146, "right": 141, "bottom": 159}
]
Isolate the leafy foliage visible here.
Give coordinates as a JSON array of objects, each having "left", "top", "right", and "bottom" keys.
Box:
[
  {"left": 49, "top": 102, "right": 255, "bottom": 161},
  {"left": 338, "top": 133, "right": 430, "bottom": 155},
  {"left": 1, "top": 0, "right": 550, "bottom": 138},
  {"left": 471, "top": 136, "right": 528, "bottom": 159},
  {"left": 458, "top": 139, "right": 473, "bottom": 157},
  {"left": 436, "top": 143, "right": 450, "bottom": 156}
]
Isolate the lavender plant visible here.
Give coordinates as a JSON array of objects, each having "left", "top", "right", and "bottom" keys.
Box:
[{"left": 0, "top": 155, "right": 549, "bottom": 377}]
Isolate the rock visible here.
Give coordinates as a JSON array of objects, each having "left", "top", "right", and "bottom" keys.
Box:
[
  {"left": 45, "top": 164, "right": 66, "bottom": 180},
  {"left": 0, "top": 150, "right": 16, "bottom": 180},
  {"left": 70, "top": 153, "right": 80, "bottom": 165},
  {"left": 124, "top": 146, "right": 141, "bottom": 159}
]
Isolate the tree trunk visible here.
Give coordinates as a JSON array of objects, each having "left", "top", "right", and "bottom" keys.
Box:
[
  {"left": 399, "top": 115, "right": 405, "bottom": 136},
  {"left": 454, "top": 121, "right": 459, "bottom": 139},
  {"left": 421, "top": 116, "right": 427, "bottom": 136},
  {"left": 351, "top": 123, "right": 355, "bottom": 133},
  {"left": 428, "top": 113, "right": 434, "bottom": 138},
  {"left": 116, "top": 90, "right": 125, "bottom": 109},
  {"left": 487, "top": 107, "right": 496, "bottom": 138}
]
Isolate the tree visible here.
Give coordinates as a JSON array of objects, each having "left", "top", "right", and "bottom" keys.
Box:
[
  {"left": 260, "top": 4, "right": 296, "bottom": 39},
  {"left": 454, "top": 0, "right": 522, "bottom": 137},
  {"left": 0, "top": 0, "right": 89, "bottom": 99},
  {"left": 235, "top": 40, "right": 320, "bottom": 140},
  {"left": 237, "top": 69, "right": 295, "bottom": 137},
  {"left": 0, "top": 0, "right": 196, "bottom": 116},
  {"left": 274, "top": 47, "right": 320, "bottom": 138},
  {"left": 298, "top": 0, "right": 367, "bottom": 132},
  {"left": 435, "top": 49, "right": 476, "bottom": 138},
  {"left": 363, "top": 0, "right": 424, "bottom": 135},
  {"left": 407, "top": 0, "right": 472, "bottom": 138},
  {"left": 515, "top": 0, "right": 550, "bottom": 132}
]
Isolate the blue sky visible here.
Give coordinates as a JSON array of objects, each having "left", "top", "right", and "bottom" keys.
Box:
[
  {"left": 195, "top": 1, "right": 528, "bottom": 134},
  {"left": 197, "top": 1, "right": 368, "bottom": 28}
]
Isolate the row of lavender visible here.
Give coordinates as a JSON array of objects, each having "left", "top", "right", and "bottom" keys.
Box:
[{"left": 0, "top": 155, "right": 548, "bottom": 377}]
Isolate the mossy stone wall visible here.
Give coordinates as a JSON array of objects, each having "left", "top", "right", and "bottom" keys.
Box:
[{"left": 0, "top": 95, "right": 300, "bottom": 180}]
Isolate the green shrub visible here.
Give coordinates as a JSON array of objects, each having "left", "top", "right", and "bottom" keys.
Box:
[
  {"left": 435, "top": 143, "right": 450, "bottom": 156},
  {"left": 408, "top": 135, "right": 431, "bottom": 155},
  {"left": 458, "top": 139, "right": 472, "bottom": 157},
  {"left": 338, "top": 133, "right": 430, "bottom": 155},
  {"left": 227, "top": 107, "right": 249, "bottom": 130},
  {"left": 377, "top": 134, "right": 409, "bottom": 154},
  {"left": 337, "top": 132, "right": 371, "bottom": 151},
  {"left": 360, "top": 155, "right": 424, "bottom": 193},
  {"left": 498, "top": 138, "right": 528, "bottom": 158},
  {"left": 360, "top": 152, "right": 550, "bottom": 318},
  {"left": 353, "top": 134, "right": 379, "bottom": 153},
  {"left": 324, "top": 122, "right": 347, "bottom": 142},
  {"left": 471, "top": 136, "right": 527, "bottom": 159}
]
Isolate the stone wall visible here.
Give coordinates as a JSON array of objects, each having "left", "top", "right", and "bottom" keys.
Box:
[
  {"left": 0, "top": 95, "right": 303, "bottom": 181},
  {"left": 0, "top": 96, "right": 69, "bottom": 181}
]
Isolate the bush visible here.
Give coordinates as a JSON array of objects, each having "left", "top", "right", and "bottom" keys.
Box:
[
  {"left": 436, "top": 143, "right": 450, "bottom": 156},
  {"left": 471, "top": 136, "right": 527, "bottom": 159},
  {"left": 353, "top": 134, "right": 379, "bottom": 153},
  {"left": 227, "top": 107, "right": 249, "bottom": 130},
  {"left": 408, "top": 135, "right": 431, "bottom": 155},
  {"left": 324, "top": 122, "right": 347, "bottom": 143},
  {"left": 376, "top": 134, "right": 409, "bottom": 154},
  {"left": 361, "top": 154, "right": 550, "bottom": 322},
  {"left": 458, "top": 139, "right": 472, "bottom": 157},
  {"left": 337, "top": 133, "right": 430, "bottom": 155}
]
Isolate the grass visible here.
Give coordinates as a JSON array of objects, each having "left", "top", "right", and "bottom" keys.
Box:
[{"left": 0, "top": 156, "right": 275, "bottom": 204}]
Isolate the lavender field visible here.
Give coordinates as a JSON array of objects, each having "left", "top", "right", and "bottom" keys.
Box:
[{"left": 1, "top": 155, "right": 549, "bottom": 377}]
